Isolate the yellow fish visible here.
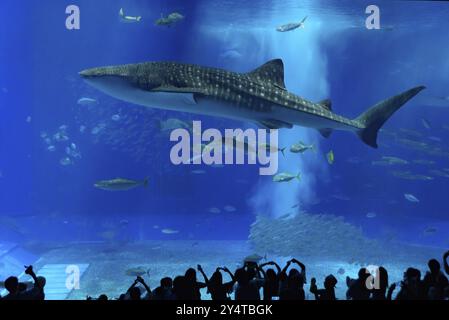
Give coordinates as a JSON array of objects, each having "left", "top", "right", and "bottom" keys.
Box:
[{"left": 327, "top": 150, "right": 335, "bottom": 165}]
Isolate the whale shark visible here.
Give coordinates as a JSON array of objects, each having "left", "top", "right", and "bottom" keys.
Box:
[{"left": 79, "top": 59, "right": 425, "bottom": 148}]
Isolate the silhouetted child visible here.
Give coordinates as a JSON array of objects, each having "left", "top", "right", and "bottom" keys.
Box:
[
  {"left": 422, "top": 259, "right": 449, "bottom": 300},
  {"left": 1, "top": 276, "right": 20, "bottom": 300},
  {"left": 152, "top": 277, "right": 175, "bottom": 300},
  {"left": 395, "top": 267, "right": 424, "bottom": 300},
  {"left": 310, "top": 275, "right": 337, "bottom": 300},
  {"left": 346, "top": 268, "right": 371, "bottom": 300}
]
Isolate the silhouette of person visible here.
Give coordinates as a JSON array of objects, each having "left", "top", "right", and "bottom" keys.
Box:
[
  {"left": 259, "top": 261, "right": 281, "bottom": 300},
  {"left": 20, "top": 265, "right": 46, "bottom": 300},
  {"left": 1, "top": 276, "right": 20, "bottom": 300},
  {"left": 422, "top": 259, "right": 448, "bottom": 300},
  {"left": 1, "top": 265, "right": 45, "bottom": 300},
  {"left": 444, "top": 250, "right": 449, "bottom": 276},
  {"left": 234, "top": 264, "right": 264, "bottom": 300},
  {"left": 370, "top": 266, "right": 394, "bottom": 300},
  {"left": 346, "top": 268, "right": 371, "bottom": 300},
  {"left": 125, "top": 276, "right": 151, "bottom": 300},
  {"left": 249, "top": 262, "right": 266, "bottom": 297},
  {"left": 152, "top": 277, "right": 175, "bottom": 300},
  {"left": 14, "top": 250, "right": 449, "bottom": 301},
  {"left": 184, "top": 268, "right": 207, "bottom": 300},
  {"left": 310, "top": 275, "right": 337, "bottom": 300},
  {"left": 129, "top": 287, "right": 142, "bottom": 300},
  {"left": 279, "top": 258, "right": 306, "bottom": 300},
  {"left": 172, "top": 276, "right": 189, "bottom": 300},
  {"left": 197, "top": 265, "right": 235, "bottom": 300},
  {"left": 280, "top": 273, "right": 305, "bottom": 300},
  {"left": 395, "top": 267, "right": 424, "bottom": 300},
  {"left": 443, "top": 250, "right": 449, "bottom": 299}
]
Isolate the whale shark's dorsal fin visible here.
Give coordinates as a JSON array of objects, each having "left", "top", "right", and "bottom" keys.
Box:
[
  {"left": 247, "top": 59, "right": 286, "bottom": 89},
  {"left": 318, "top": 99, "right": 332, "bottom": 111}
]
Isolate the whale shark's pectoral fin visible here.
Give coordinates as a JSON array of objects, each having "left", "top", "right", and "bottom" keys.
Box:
[
  {"left": 318, "top": 128, "right": 333, "bottom": 138},
  {"left": 150, "top": 87, "right": 204, "bottom": 105},
  {"left": 257, "top": 119, "right": 293, "bottom": 129},
  {"left": 152, "top": 86, "right": 206, "bottom": 104},
  {"left": 182, "top": 94, "right": 198, "bottom": 105},
  {"left": 317, "top": 99, "right": 332, "bottom": 111}
]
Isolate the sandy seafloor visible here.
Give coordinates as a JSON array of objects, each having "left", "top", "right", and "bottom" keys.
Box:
[{"left": 25, "top": 240, "right": 445, "bottom": 300}]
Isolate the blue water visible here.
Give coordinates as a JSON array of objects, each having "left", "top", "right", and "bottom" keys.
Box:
[{"left": 1, "top": 0, "right": 449, "bottom": 250}]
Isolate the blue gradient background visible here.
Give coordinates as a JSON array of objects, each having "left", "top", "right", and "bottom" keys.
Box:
[{"left": 1, "top": 0, "right": 448, "bottom": 247}]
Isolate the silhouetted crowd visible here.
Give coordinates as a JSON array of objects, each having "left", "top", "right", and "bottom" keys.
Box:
[{"left": 1, "top": 250, "right": 449, "bottom": 301}]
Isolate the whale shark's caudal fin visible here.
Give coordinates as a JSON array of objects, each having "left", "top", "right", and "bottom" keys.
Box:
[{"left": 355, "top": 86, "right": 426, "bottom": 148}]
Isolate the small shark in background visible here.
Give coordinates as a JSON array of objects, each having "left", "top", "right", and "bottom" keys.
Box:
[
  {"left": 94, "top": 178, "right": 149, "bottom": 191},
  {"left": 276, "top": 16, "right": 308, "bottom": 32},
  {"left": 80, "top": 59, "right": 425, "bottom": 148}
]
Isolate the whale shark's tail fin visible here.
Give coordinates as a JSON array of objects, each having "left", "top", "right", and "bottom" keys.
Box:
[{"left": 355, "top": 86, "right": 425, "bottom": 148}]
